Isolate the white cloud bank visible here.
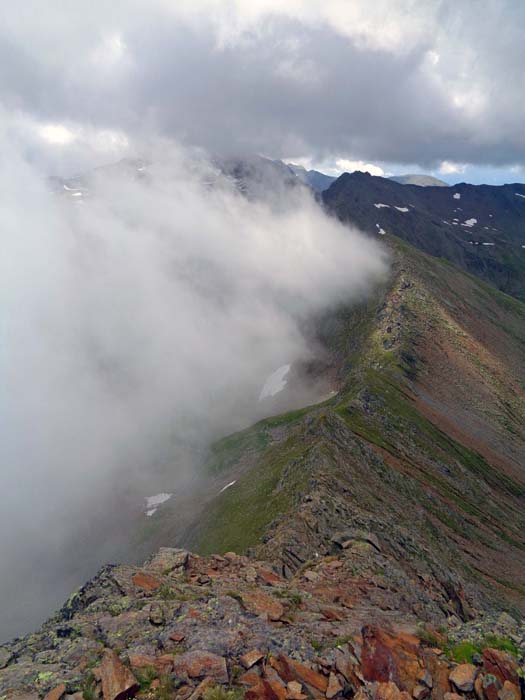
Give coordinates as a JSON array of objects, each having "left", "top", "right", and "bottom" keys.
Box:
[{"left": 0, "top": 135, "right": 387, "bottom": 639}]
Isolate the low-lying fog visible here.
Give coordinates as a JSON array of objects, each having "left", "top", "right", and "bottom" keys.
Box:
[{"left": 0, "top": 142, "right": 388, "bottom": 641}]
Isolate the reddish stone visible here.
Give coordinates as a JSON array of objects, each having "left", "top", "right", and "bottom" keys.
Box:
[
  {"left": 270, "top": 655, "right": 328, "bottom": 693},
  {"left": 129, "top": 654, "right": 174, "bottom": 674},
  {"left": 498, "top": 681, "right": 520, "bottom": 700},
  {"left": 240, "top": 671, "right": 262, "bottom": 687},
  {"left": 44, "top": 684, "right": 67, "bottom": 700},
  {"left": 241, "top": 650, "right": 265, "bottom": 669},
  {"left": 320, "top": 607, "right": 344, "bottom": 622},
  {"left": 373, "top": 682, "right": 411, "bottom": 700},
  {"left": 131, "top": 571, "right": 162, "bottom": 592},
  {"left": 173, "top": 650, "right": 228, "bottom": 684},
  {"left": 482, "top": 674, "right": 502, "bottom": 700},
  {"left": 482, "top": 649, "right": 519, "bottom": 685},
  {"left": 169, "top": 632, "right": 186, "bottom": 642},
  {"left": 100, "top": 649, "right": 139, "bottom": 700},
  {"left": 240, "top": 591, "right": 284, "bottom": 621},
  {"left": 326, "top": 672, "right": 343, "bottom": 698},
  {"left": 412, "top": 684, "right": 430, "bottom": 700},
  {"left": 361, "top": 626, "right": 422, "bottom": 692},
  {"left": 257, "top": 569, "right": 283, "bottom": 586},
  {"left": 246, "top": 680, "right": 282, "bottom": 700}
]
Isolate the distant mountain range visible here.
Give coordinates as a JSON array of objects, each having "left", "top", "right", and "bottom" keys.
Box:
[{"left": 322, "top": 170, "right": 525, "bottom": 300}]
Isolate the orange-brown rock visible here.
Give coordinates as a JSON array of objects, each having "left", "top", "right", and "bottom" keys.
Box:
[
  {"left": 43, "top": 684, "right": 66, "bottom": 700},
  {"left": 449, "top": 664, "right": 477, "bottom": 693},
  {"left": 497, "top": 681, "right": 520, "bottom": 700},
  {"left": 373, "top": 681, "right": 411, "bottom": 700},
  {"left": 257, "top": 569, "right": 283, "bottom": 586},
  {"left": 443, "top": 693, "right": 462, "bottom": 700},
  {"left": 246, "top": 680, "right": 283, "bottom": 700},
  {"left": 100, "top": 649, "right": 139, "bottom": 700},
  {"left": 169, "top": 632, "right": 186, "bottom": 643},
  {"left": 475, "top": 673, "right": 485, "bottom": 700},
  {"left": 241, "top": 650, "right": 265, "bottom": 669},
  {"left": 270, "top": 655, "right": 328, "bottom": 694},
  {"left": 131, "top": 571, "right": 162, "bottom": 592},
  {"left": 129, "top": 654, "right": 174, "bottom": 674},
  {"left": 361, "top": 626, "right": 422, "bottom": 692},
  {"left": 240, "top": 591, "right": 284, "bottom": 621},
  {"left": 482, "top": 649, "right": 519, "bottom": 685},
  {"left": 326, "top": 672, "right": 343, "bottom": 698},
  {"left": 240, "top": 670, "right": 262, "bottom": 687},
  {"left": 412, "top": 684, "right": 430, "bottom": 700},
  {"left": 173, "top": 650, "right": 228, "bottom": 684}
]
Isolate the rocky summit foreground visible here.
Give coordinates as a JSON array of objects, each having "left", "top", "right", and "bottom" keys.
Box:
[
  {"left": 1, "top": 237, "right": 524, "bottom": 700},
  {"left": 1, "top": 546, "right": 525, "bottom": 700}
]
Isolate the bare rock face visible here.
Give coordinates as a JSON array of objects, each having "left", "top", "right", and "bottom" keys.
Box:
[{"left": 100, "top": 649, "right": 139, "bottom": 700}]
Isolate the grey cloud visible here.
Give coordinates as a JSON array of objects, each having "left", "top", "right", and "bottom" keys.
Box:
[{"left": 1, "top": 2, "right": 524, "bottom": 170}]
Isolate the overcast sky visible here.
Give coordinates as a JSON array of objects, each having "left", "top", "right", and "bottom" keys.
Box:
[{"left": 1, "top": 0, "right": 524, "bottom": 183}]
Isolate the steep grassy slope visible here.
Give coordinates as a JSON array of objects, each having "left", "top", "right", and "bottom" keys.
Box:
[{"left": 181, "top": 238, "right": 525, "bottom": 620}]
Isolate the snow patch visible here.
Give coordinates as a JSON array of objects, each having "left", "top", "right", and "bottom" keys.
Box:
[
  {"left": 453, "top": 193, "right": 461, "bottom": 199},
  {"left": 259, "top": 364, "right": 291, "bottom": 400},
  {"left": 219, "top": 480, "right": 236, "bottom": 494},
  {"left": 144, "top": 493, "right": 172, "bottom": 517},
  {"left": 394, "top": 206, "right": 409, "bottom": 212},
  {"left": 375, "top": 223, "right": 386, "bottom": 235},
  {"left": 515, "top": 192, "right": 525, "bottom": 198},
  {"left": 461, "top": 218, "right": 477, "bottom": 227},
  {"left": 374, "top": 203, "right": 390, "bottom": 209},
  {"left": 482, "top": 242, "right": 495, "bottom": 246}
]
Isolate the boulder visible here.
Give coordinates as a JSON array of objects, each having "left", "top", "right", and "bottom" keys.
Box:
[
  {"left": 449, "top": 664, "right": 477, "bottom": 692},
  {"left": 100, "top": 649, "right": 139, "bottom": 700},
  {"left": 482, "top": 649, "right": 519, "bottom": 685},
  {"left": 173, "top": 650, "right": 228, "bottom": 684}
]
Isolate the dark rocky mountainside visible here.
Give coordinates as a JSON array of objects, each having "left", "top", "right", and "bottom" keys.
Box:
[{"left": 322, "top": 172, "right": 525, "bottom": 300}]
